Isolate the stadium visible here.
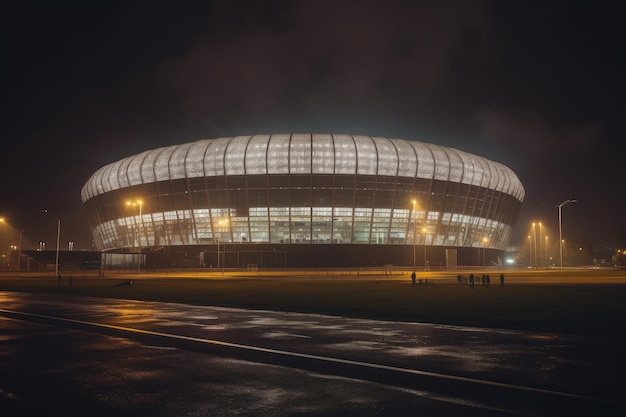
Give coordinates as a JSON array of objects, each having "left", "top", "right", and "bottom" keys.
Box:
[{"left": 81, "top": 134, "right": 525, "bottom": 268}]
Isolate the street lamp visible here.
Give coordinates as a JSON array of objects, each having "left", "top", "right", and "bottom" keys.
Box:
[
  {"left": 532, "top": 222, "right": 537, "bottom": 268},
  {"left": 42, "top": 209, "right": 61, "bottom": 278},
  {"left": 538, "top": 222, "right": 543, "bottom": 268},
  {"left": 126, "top": 200, "right": 143, "bottom": 274},
  {"left": 16, "top": 228, "right": 23, "bottom": 274},
  {"left": 1, "top": 219, "right": 25, "bottom": 273},
  {"left": 216, "top": 218, "right": 229, "bottom": 272},
  {"left": 412, "top": 200, "right": 417, "bottom": 270},
  {"left": 558, "top": 199, "right": 577, "bottom": 268},
  {"left": 422, "top": 227, "right": 429, "bottom": 270},
  {"left": 482, "top": 237, "right": 489, "bottom": 267}
]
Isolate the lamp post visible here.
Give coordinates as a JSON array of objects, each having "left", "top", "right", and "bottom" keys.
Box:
[
  {"left": 1, "top": 219, "right": 24, "bottom": 273},
  {"left": 538, "top": 222, "right": 546, "bottom": 267},
  {"left": 16, "top": 228, "right": 23, "bottom": 274},
  {"left": 217, "top": 219, "right": 229, "bottom": 272},
  {"left": 533, "top": 222, "right": 537, "bottom": 264},
  {"left": 422, "top": 227, "right": 429, "bottom": 270},
  {"left": 482, "top": 237, "right": 489, "bottom": 267},
  {"left": 412, "top": 200, "right": 417, "bottom": 270},
  {"left": 558, "top": 199, "right": 577, "bottom": 268},
  {"left": 37, "top": 212, "right": 61, "bottom": 276},
  {"left": 42, "top": 210, "right": 61, "bottom": 278},
  {"left": 126, "top": 200, "right": 143, "bottom": 274}
]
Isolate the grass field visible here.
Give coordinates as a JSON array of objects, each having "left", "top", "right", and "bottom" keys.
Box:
[{"left": 1, "top": 268, "right": 625, "bottom": 337}]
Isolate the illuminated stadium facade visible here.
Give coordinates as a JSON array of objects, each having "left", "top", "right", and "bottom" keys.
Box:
[{"left": 81, "top": 134, "right": 524, "bottom": 268}]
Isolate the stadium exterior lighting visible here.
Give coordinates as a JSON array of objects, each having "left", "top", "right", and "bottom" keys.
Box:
[{"left": 558, "top": 199, "right": 577, "bottom": 268}]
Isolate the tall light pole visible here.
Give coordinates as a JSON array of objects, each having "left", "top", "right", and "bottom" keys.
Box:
[
  {"left": 42, "top": 210, "right": 61, "bottom": 278},
  {"left": 412, "top": 200, "right": 417, "bottom": 270},
  {"left": 532, "top": 222, "right": 537, "bottom": 268},
  {"left": 422, "top": 227, "right": 428, "bottom": 270},
  {"left": 126, "top": 200, "right": 143, "bottom": 274},
  {"left": 558, "top": 199, "right": 577, "bottom": 268},
  {"left": 482, "top": 237, "right": 489, "bottom": 267},
  {"left": 539, "top": 222, "right": 545, "bottom": 267},
  {"left": 217, "top": 219, "right": 229, "bottom": 272},
  {"left": 17, "top": 228, "right": 23, "bottom": 274},
  {"left": 1, "top": 219, "right": 24, "bottom": 273}
]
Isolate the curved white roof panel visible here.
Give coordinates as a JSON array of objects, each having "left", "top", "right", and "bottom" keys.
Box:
[{"left": 81, "top": 134, "right": 525, "bottom": 202}]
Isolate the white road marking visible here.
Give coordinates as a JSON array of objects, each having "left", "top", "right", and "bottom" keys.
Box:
[{"left": 0, "top": 308, "right": 620, "bottom": 407}]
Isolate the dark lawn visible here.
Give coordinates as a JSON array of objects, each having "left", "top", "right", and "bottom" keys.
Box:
[{"left": 2, "top": 271, "right": 625, "bottom": 337}]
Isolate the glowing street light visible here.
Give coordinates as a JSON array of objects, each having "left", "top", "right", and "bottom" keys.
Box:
[
  {"left": 216, "top": 218, "right": 229, "bottom": 272},
  {"left": 558, "top": 199, "right": 577, "bottom": 268},
  {"left": 412, "top": 200, "right": 417, "bottom": 270},
  {"left": 2, "top": 218, "right": 25, "bottom": 273},
  {"left": 41, "top": 209, "right": 61, "bottom": 277},
  {"left": 538, "top": 222, "right": 543, "bottom": 267},
  {"left": 41, "top": 209, "right": 61, "bottom": 278},
  {"left": 126, "top": 200, "right": 143, "bottom": 274},
  {"left": 532, "top": 222, "right": 537, "bottom": 267},
  {"left": 14, "top": 228, "right": 23, "bottom": 273},
  {"left": 422, "top": 227, "right": 429, "bottom": 270},
  {"left": 482, "top": 237, "right": 489, "bottom": 267}
]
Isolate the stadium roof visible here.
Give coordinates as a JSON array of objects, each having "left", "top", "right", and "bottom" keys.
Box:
[{"left": 82, "top": 134, "right": 525, "bottom": 202}]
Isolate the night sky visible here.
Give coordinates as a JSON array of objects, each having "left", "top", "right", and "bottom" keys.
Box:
[{"left": 1, "top": 1, "right": 624, "bottom": 255}]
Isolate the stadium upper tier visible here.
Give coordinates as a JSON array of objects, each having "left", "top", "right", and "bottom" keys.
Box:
[{"left": 81, "top": 134, "right": 524, "bottom": 203}]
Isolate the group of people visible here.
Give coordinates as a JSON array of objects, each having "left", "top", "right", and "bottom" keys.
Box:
[
  {"left": 412, "top": 271, "right": 506, "bottom": 287},
  {"left": 458, "top": 273, "right": 505, "bottom": 288}
]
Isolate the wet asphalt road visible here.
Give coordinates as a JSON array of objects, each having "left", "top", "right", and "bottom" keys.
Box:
[{"left": 0, "top": 292, "right": 624, "bottom": 416}]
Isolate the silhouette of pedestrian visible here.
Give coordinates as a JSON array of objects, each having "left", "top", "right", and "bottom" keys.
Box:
[
  {"left": 481, "top": 274, "right": 486, "bottom": 286},
  {"left": 500, "top": 273, "right": 505, "bottom": 286},
  {"left": 486, "top": 274, "right": 490, "bottom": 286},
  {"left": 469, "top": 273, "right": 475, "bottom": 288},
  {"left": 411, "top": 271, "right": 416, "bottom": 286}
]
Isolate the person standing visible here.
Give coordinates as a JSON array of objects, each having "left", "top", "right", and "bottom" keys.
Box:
[
  {"left": 500, "top": 273, "right": 505, "bottom": 286},
  {"left": 469, "top": 273, "right": 475, "bottom": 288},
  {"left": 411, "top": 271, "right": 416, "bottom": 286}
]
